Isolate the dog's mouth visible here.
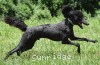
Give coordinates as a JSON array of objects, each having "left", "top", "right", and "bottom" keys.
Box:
[
  {"left": 78, "top": 23, "right": 83, "bottom": 29},
  {"left": 78, "top": 18, "right": 89, "bottom": 29}
]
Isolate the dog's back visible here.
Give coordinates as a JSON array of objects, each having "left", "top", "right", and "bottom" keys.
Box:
[{"left": 25, "top": 20, "right": 69, "bottom": 41}]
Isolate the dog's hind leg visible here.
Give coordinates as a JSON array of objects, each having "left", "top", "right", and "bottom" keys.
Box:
[
  {"left": 4, "top": 32, "right": 37, "bottom": 60},
  {"left": 4, "top": 39, "right": 36, "bottom": 60},
  {"left": 4, "top": 47, "right": 19, "bottom": 60},
  {"left": 16, "top": 38, "right": 37, "bottom": 56},
  {"left": 62, "top": 38, "right": 80, "bottom": 53}
]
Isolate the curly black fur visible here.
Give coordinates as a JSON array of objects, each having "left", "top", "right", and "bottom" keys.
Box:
[
  {"left": 4, "top": 15, "right": 27, "bottom": 31},
  {"left": 62, "top": 5, "right": 73, "bottom": 18}
]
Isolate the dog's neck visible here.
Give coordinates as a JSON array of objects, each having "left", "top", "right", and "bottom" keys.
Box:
[{"left": 64, "top": 18, "right": 74, "bottom": 30}]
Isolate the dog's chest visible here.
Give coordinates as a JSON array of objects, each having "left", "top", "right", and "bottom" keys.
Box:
[
  {"left": 59, "top": 26, "right": 73, "bottom": 39},
  {"left": 60, "top": 25, "right": 71, "bottom": 34}
]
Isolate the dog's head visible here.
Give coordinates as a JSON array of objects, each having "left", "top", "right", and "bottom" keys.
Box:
[
  {"left": 68, "top": 10, "right": 89, "bottom": 29},
  {"left": 62, "top": 5, "right": 89, "bottom": 29}
]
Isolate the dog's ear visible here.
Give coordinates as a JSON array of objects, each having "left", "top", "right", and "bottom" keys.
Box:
[
  {"left": 62, "top": 5, "right": 73, "bottom": 18},
  {"left": 70, "top": 11, "right": 78, "bottom": 20}
]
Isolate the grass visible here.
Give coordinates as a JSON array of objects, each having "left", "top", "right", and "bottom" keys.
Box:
[{"left": 0, "top": 15, "right": 100, "bottom": 65}]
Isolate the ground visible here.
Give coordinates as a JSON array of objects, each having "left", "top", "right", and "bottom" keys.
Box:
[{"left": 0, "top": 15, "right": 100, "bottom": 65}]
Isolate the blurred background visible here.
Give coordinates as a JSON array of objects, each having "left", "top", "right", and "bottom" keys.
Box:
[{"left": 0, "top": 0, "right": 100, "bottom": 20}]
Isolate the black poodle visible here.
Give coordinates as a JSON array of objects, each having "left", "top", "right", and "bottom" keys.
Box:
[{"left": 4, "top": 5, "right": 97, "bottom": 60}]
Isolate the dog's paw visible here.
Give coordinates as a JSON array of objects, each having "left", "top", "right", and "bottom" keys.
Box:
[
  {"left": 92, "top": 40, "right": 98, "bottom": 43},
  {"left": 76, "top": 43, "right": 80, "bottom": 53}
]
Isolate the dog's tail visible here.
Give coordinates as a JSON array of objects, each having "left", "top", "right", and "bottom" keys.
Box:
[{"left": 4, "top": 15, "right": 27, "bottom": 32}]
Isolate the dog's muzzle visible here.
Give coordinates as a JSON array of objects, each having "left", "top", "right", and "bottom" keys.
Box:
[{"left": 82, "top": 18, "right": 89, "bottom": 26}]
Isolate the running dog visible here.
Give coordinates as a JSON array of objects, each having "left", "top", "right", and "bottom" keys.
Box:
[{"left": 4, "top": 5, "right": 97, "bottom": 60}]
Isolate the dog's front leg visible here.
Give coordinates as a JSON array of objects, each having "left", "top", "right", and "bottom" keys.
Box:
[
  {"left": 69, "top": 36, "right": 97, "bottom": 43},
  {"left": 62, "top": 38, "right": 80, "bottom": 53}
]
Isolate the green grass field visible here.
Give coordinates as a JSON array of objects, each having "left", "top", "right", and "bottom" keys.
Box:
[{"left": 0, "top": 15, "right": 100, "bottom": 65}]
